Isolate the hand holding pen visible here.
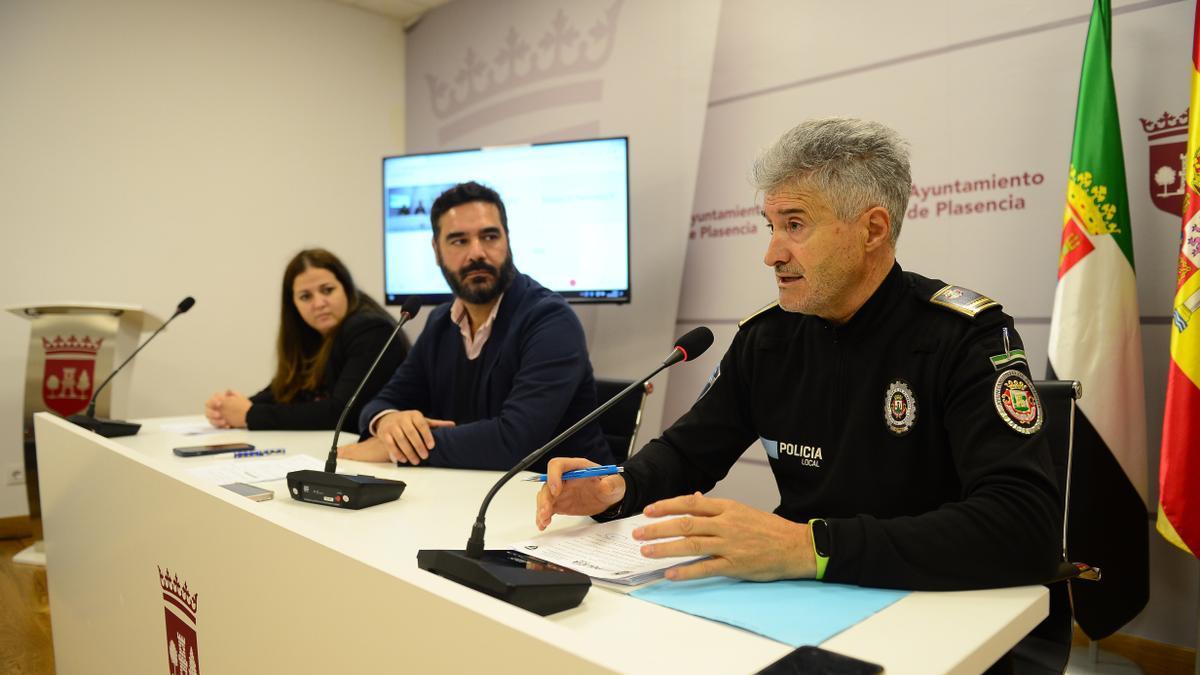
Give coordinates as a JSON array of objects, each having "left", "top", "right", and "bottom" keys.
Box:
[{"left": 534, "top": 459, "right": 628, "bottom": 531}]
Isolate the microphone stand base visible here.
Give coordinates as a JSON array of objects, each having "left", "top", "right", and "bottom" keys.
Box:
[
  {"left": 417, "top": 549, "right": 590, "bottom": 616},
  {"left": 285, "top": 470, "right": 405, "bottom": 510},
  {"left": 66, "top": 415, "right": 141, "bottom": 438}
]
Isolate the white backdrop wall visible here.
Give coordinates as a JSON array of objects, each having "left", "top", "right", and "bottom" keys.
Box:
[
  {"left": 403, "top": 0, "right": 721, "bottom": 445},
  {"left": 666, "top": 0, "right": 1196, "bottom": 649},
  {"left": 0, "top": 0, "right": 407, "bottom": 518}
]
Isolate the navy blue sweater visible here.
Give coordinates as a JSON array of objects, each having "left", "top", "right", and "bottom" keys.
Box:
[{"left": 359, "top": 273, "right": 611, "bottom": 472}]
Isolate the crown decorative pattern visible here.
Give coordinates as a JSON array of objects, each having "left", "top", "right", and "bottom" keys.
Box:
[
  {"left": 425, "top": 0, "right": 623, "bottom": 120},
  {"left": 42, "top": 335, "right": 103, "bottom": 356},
  {"left": 1066, "top": 165, "right": 1121, "bottom": 236},
  {"left": 1140, "top": 110, "right": 1189, "bottom": 135},
  {"left": 159, "top": 566, "right": 199, "bottom": 614}
]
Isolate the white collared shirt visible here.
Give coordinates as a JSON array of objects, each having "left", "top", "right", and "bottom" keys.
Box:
[{"left": 450, "top": 293, "right": 504, "bottom": 361}]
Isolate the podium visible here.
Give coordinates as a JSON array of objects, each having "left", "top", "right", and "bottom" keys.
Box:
[
  {"left": 7, "top": 302, "right": 163, "bottom": 566},
  {"left": 35, "top": 414, "right": 1049, "bottom": 674}
]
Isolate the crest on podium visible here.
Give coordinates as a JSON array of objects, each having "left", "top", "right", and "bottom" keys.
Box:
[
  {"left": 41, "top": 335, "right": 102, "bottom": 416},
  {"left": 159, "top": 566, "right": 200, "bottom": 675}
]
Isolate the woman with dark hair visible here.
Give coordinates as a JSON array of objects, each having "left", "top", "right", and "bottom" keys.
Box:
[{"left": 204, "top": 249, "right": 409, "bottom": 431}]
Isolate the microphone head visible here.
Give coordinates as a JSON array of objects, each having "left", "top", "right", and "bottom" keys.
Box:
[
  {"left": 177, "top": 296, "right": 196, "bottom": 314},
  {"left": 674, "top": 326, "right": 714, "bottom": 362},
  {"left": 400, "top": 296, "right": 421, "bottom": 320}
]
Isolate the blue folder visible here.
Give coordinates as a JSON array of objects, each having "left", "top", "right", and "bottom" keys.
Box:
[{"left": 631, "top": 577, "right": 908, "bottom": 646}]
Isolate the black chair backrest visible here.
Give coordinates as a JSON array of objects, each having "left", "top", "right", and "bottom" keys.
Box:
[
  {"left": 1009, "top": 380, "right": 1082, "bottom": 673},
  {"left": 593, "top": 378, "right": 649, "bottom": 464}
]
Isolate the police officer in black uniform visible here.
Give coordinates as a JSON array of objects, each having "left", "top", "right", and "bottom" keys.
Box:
[{"left": 535, "top": 117, "right": 1060, "bottom": 593}]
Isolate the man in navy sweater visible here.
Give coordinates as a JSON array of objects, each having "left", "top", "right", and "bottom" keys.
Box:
[{"left": 340, "top": 181, "right": 611, "bottom": 472}]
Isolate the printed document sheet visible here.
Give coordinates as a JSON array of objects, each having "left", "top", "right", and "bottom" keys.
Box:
[
  {"left": 157, "top": 421, "right": 228, "bottom": 436},
  {"left": 184, "top": 455, "right": 323, "bottom": 485},
  {"left": 507, "top": 513, "right": 704, "bottom": 584}
]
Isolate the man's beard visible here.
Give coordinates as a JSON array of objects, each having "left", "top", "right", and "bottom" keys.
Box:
[{"left": 440, "top": 251, "right": 517, "bottom": 305}]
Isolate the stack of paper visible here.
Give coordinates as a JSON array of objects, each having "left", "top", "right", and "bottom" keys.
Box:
[
  {"left": 184, "top": 455, "right": 323, "bottom": 485},
  {"left": 507, "top": 513, "right": 704, "bottom": 585},
  {"left": 157, "top": 421, "right": 228, "bottom": 436}
]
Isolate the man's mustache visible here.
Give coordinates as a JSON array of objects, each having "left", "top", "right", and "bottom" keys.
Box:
[{"left": 460, "top": 260, "right": 498, "bottom": 280}]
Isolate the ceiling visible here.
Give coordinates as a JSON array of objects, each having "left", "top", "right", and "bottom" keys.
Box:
[{"left": 332, "top": 0, "right": 452, "bottom": 26}]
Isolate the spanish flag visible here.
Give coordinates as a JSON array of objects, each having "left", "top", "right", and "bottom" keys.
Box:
[
  {"left": 1047, "top": 0, "right": 1149, "bottom": 640},
  {"left": 1158, "top": 2, "right": 1200, "bottom": 559}
]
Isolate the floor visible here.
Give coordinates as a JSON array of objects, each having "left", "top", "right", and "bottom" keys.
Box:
[
  {"left": 0, "top": 537, "right": 54, "bottom": 674},
  {"left": 1072, "top": 627, "right": 1195, "bottom": 675}
]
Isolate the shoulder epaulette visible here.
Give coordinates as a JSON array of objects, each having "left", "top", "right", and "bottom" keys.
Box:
[
  {"left": 928, "top": 284, "right": 1000, "bottom": 318},
  {"left": 738, "top": 301, "right": 780, "bottom": 328}
]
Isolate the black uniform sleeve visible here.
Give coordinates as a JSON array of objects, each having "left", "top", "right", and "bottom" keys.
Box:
[
  {"left": 603, "top": 330, "right": 759, "bottom": 519},
  {"left": 245, "top": 314, "right": 406, "bottom": 433},
  {"left": 825, "top": 312, "right": 1061, "bottom": 590}
]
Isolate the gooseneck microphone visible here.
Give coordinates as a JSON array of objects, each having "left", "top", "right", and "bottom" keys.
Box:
[
  {"left": 67, "top": 296, "right": 196, "bottom": 438},
  {"left": 285, "top": 296, "right": 420, "bottom": 510},
  {"left": 417, "top": 326, "right": 715, "bottom": 615}
]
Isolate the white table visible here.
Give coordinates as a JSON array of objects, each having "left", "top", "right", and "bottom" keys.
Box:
[{"left": 35, "top": 413, "right": 1046, "bottom": 674}]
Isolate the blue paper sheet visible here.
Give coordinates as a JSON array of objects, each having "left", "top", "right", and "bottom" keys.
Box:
[{"left": 630, "top": 577, "right": 908, "bottom": 647}]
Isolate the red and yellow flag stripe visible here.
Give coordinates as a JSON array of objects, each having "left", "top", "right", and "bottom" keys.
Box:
[{"left": 1158, "top": 1, "right": 1200, "bottom": 557}]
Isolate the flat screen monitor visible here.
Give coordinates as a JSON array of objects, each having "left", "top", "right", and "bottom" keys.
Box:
[{"left": 382, "top": 137, "right": 630, "bottom": 306}]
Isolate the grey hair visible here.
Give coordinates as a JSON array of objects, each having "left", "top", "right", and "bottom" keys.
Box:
[{"left": 752, "top": 117, "right": 912, "bottom": 244}]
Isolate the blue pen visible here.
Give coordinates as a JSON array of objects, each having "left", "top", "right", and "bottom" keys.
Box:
[
  {"left": 234, "top": 448, "right": 286, "bottom": 458},
  {"left": 523, "top": 465, "right": 624, "bottom": 482}
]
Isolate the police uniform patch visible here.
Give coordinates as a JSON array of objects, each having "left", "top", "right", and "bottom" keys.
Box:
[
  {"left": 993, "top": 370, "right": 1043, "bottom": 435},
  {"left": 929, "top": 284, "right": 1000, "bottom": 318},
  {"left": 989, "top": 348, "right": 1027, "bottom": 370},
  {"left": 883, "top": 379, "right": 917, "bottom": 436}
]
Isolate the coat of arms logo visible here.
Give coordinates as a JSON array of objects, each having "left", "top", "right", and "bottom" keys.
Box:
[
  {"left": 41, "top": 335, "right": 102, "bottom": 416},
  {"left": 159, "top": 567, "right": 200, "bottom": 675},
  {"left": 1140, "top": 109, "right": 1189, "bottom": 217},
  {"left": 1058, "top": 165, "right": 1120, "bottom": 278}
]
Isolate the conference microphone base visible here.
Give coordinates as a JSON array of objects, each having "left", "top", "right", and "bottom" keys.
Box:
[
  {"left": 66, "top": 414, "right": 141, "bottom": 438},
  {"left": 417, "top": 549, "right": 590, "bottom": 616},
  {"left": 285, "top": 469, "right": 405, "bottom": 510}
]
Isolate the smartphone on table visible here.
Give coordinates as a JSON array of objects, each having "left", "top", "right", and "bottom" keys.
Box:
[
  {"left": 220, "top": 482, "right": 274, "bottom": 502},
  {"left": 172, "top": 442, "right": 255, "bottom": 457}
]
